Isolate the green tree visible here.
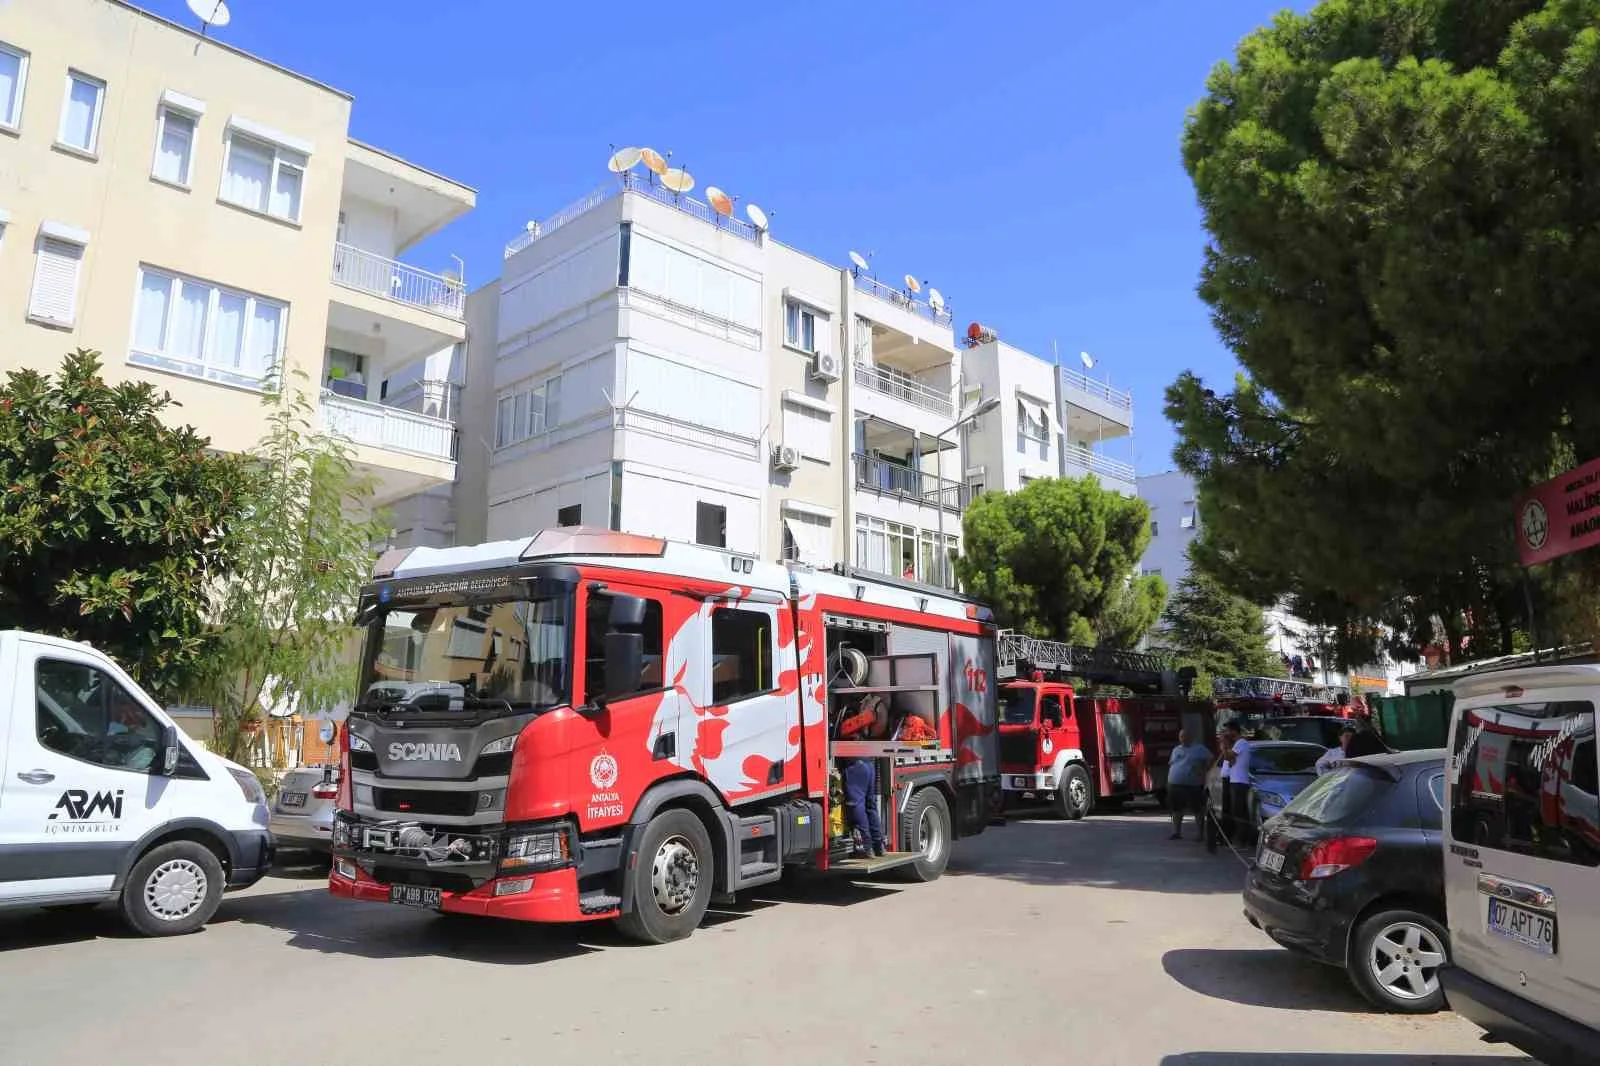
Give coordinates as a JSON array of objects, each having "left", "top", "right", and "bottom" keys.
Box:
[
  {"left": 1173, "top": 0, "right": 1600, "bottom": 658},
  {"left": 188, "top": 386, "right": 388, "bottom": 763},
  {"left": 1158, "top": 569, "right": 1284, "bottom": 686},
  {"left": 0, "top": 351, "right": 251, "bottom": 694},
  {"left": 956, "top": 476, "right": 1155, "bottom": 643},
  {"left": 1095, "top": 571, "right": 1169, "bottom": 650}
]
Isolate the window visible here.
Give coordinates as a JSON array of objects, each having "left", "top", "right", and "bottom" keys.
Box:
[
  {"left": 918, "top": 529, "right": 958, "bottom": 589},
  {"left": 696, "top": 501, "right": 727, "bottom": 548},
  {"left": 999, "top": 689, "right": 1036, "bottom": 725},
  {"left": 493, "top": 375, "right": 562, "bottom": 450},
  {"left": 784, "top": 300, "right": 818, "bottom": 353},
  {"left": 710, "top": 607, "right": 774, "bottom": 703},
  {"left": 1016, "top": 397, "right": 1050, "bottom": 460},
  {"left": 557, "top": 504, "right": 581, "bottom": 527},
  {"left": 36, "top": 658, "right": 162, "bottom": 772},
  {"left": 781, "top": 512, "right": 831, "bottom": 565},
  {"left": 1146, "top": 568, "right": 1163, "bottom": 577},
  {"left": 583, "top": 592, "right": 664, "bottom": 702},
  {"left": 967, "top": 475, "right": 986, "bottom": 498},
  {"left": 856, "top": 514, "right": 915, "bottom": 580},
  {"left": 1180, "top": 514, "right": 1196, "bottom": 530},
  {"left": 1449, "top": 701, "right": 1600, "bottom": 867},
  {"left": 28, "top": 235, "right": 85, "bottom": 328},
  {"left": 1041, "top": 695, "right": 1064, "bottom": 729},
  {"left": 0, "top": 42, "right": 27, "bottom": 130},
  {"left": 129, "top": 265, "right": 286, "bottom": 390},
  {"left": 152, "top": 107, "right": 196, "bottom": 186},
  {"left": 781, "top": 399, "right": 831, "bottom": 461},
  {"left": 1150, "top": 520, "right": 1159, "bottom": 537},
  {"left": 57, "top": 71, "right": 104, "bottom": 154},
  {"left": 626, "top": 232, "right": 761, "bottom": 332},
  {"left": 222, "top": 132, "right": 305, "bottom": 222}
]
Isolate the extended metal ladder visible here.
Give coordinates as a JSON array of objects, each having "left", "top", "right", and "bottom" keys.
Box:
[{"left": 995, "top": 630, "right": 1173, "bottom": 691}]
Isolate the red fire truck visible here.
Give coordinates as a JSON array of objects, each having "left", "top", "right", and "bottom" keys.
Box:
[
  {"left": 328, "top": 528, "right": 1001, "bottom": 943},
  {"left": 994, "top": 631, "right": 1215, "bottom": 818},
  {"left": 1213, "top": 675, "right": 1356, "bottom": 726}
]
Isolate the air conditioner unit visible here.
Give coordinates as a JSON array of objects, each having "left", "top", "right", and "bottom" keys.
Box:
[
  {"left": 772, "top": 444, "right": 802, "bottom": 471},
  {"left": 811, "top": 352, "right": 841, "bottom": 383}
]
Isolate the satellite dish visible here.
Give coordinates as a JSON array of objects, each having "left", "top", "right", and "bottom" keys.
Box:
[
  {"left": 1080, "top": 351, "right": 1095, "bottom": 370},
  {"left": 904, "top": 275, "right": 922, "bottom": 294},
  {"left": 660, "top": 168, "right": 694, "bottom": 194},
  {"left": 927, "top": 287, "right": 945, "bottom": 313},
  {"left": 705, "top": 186, "right": 733, "bottom": 217},
  {"left": 745, "top": 203, "right": 769, "bottom": 230},
  {"left": 639, "top": 148, "right": 668, "bottom": 176},
  {"left": 187, "top": 0, "right": 231, "bottom": 28},
  {"left": 608, "top": 146, "right": 642, "bottom": 173},
  {"left": 848, "top": 250, "right": 869, "bottom": 273},
  {"left": 525, "top": 220, "right": 537, "bottom": 233}
]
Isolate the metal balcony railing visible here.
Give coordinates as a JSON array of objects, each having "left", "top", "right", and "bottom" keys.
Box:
[
  {"left": 853, "top": 362, "right": 955, "bottom": 417},
  {"left": 1059, "top": 366, "right": 1133, "bottom": 412},
  {"left": 1063, "top": 448, "right": 1137, "bottom": 484},
  {"left": 853, "top": 453, "right": 967, "bottom": 512},
  {"left": 331, "top": 243, "right": 465, "bottom": 321},
  {"left": 852, "top": 273, "right": 954, "bottom": 327},
  {"left": 504, "top": 171, "right": 760, "bottom": 258},
  {"left": 320, "top": 392, "right": 456, "bottom": 462}
]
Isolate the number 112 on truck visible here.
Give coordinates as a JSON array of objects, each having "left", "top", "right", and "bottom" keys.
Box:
[{"left": 328, "top": 528, "right": 1003, "bottom": 942}]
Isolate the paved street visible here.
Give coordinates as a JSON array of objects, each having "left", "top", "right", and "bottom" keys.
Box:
[{"left": 0, "top": 811, "right": 1534, "bottom": 1066}]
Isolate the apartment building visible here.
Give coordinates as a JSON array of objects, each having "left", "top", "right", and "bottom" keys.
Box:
[
  {"left": 0, "top": 0, "right": 474, "bottom": 511},
  {"left": 1136, "top": 470, "right": 1200, "bottom": 582},
  {"left": 960, "top": 337, "right": 1136, "bottom": 497}
]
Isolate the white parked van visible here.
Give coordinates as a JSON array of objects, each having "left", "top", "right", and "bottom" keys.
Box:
[
  {"left": 1442, "top": 664, "right": 1600, "bottom": 1066},
  {"left": 0, "top": 631, "right": 274, "bottom": 935}
]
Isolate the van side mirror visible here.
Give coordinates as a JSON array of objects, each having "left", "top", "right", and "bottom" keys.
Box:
[
  {"left": 602, "top": 593, "right": 649, "bottom": 701},
  {"left": 160, "top": 724, "right": 181, "bottom": 776}
]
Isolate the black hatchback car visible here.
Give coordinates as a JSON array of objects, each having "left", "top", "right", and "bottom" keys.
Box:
[{"left": 1242, "top": 749, "right": 1450, "bottom": 1014}]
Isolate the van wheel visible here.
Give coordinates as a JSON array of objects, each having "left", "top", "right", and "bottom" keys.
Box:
[
  {"left": 899, "top": 788, "right": 952, "bottom": 882},
  {"left": 1059, "top": 764, "right": 1092, "bottom": 820},
  {"left": 1348, "top": 909, "right": 1449, "bottom": 1014},
  {"left": 614, "top": 809, "right": 713, "bottom": 945},
  {"left": 120, "top": 841, "right": 225, "bottom": 937}
]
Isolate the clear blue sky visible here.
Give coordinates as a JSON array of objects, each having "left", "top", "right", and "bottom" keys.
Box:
[{"left": 144, "top": 0, "right": 1303, "bottom": 474}]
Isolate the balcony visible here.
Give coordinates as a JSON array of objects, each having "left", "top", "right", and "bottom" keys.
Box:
[
  {"left": 854, "top": 453, "right": 967, "bottom": 513},
  {"left": 854, "top": 362, "right": 955, "bottom": 418},
  {"left": 331, "top": 243, "right": 465, "bottom": 322},
  {"left": 320, "top": 391, "right": 456, "bottom": 463},
  {"left": 1063, "top": 447, "right": 1137, "bottom": 492},
  {"left": 853, "top": 274, "right": 953, "bottom": 327}
]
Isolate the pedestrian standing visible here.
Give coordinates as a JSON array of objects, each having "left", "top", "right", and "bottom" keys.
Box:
[
  {"left": 1218, "top": 720, "right": 1256, "bottom": 846},
  {"left": 1166, "top": 727, "right": 1212, "bottom": 841}
]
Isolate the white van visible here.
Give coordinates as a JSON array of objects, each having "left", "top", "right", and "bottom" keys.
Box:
[
  {"left": 0, "top": 631, "right": 274, "bottom": 935},
  {"left": 1442, "top": 664, "right": 1600, "bottom": 1066}
]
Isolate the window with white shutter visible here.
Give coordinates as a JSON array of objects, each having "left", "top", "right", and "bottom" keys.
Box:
[
  {"left": 781, "top": 399, "right": 831, "bottom": 461},
  {"left": 28, "top": 237, "right": 85, "bottom": 328}
]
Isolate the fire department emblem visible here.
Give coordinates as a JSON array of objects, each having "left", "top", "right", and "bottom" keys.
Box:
[
  {"left": 1042, "top": 737, "right": 1054, "bottom": 755},
  {"left": 1521, "top": 499, "right": 1549, "bottom": 551},
  {"left": 589, "top": 752, "right": 619, "bottom": 790}
]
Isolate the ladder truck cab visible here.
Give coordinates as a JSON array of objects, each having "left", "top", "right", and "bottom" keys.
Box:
[
  {"left": 994, "top": 631, "right": 1215, "bottom": 819},
  {"left": 327, "top": 528, "right": 1001, "bottom": 944}
]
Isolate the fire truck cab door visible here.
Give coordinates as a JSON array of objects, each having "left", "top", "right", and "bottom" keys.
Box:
[{"left": 700, "top": 597, "right": 800, "bottom": 802}]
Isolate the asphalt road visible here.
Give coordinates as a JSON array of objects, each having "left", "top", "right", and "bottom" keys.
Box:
[{"left": 0, "top": 811, "right": 1537, "bottom": 1066}]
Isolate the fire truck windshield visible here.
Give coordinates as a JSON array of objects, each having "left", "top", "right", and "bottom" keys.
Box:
[
  {"left": 999, "top": 688, "right": 1037, "bottom": 725},
  {"left": 357, "top": 593, "right": 573, "bottom": 716}
]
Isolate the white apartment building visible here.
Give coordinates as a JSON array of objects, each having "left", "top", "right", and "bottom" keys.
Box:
[
  {"left": 1136, "top": 470, "right": 1200, "bottom": 582},
  {"left": 960, "top": 338, "right": 1136, "bottom": 498},
  {"left": 0, "top": 0, "right": 474, "bottom": 511}
]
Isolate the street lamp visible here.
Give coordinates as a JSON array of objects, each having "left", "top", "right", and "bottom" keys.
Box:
[{"left": 935, "top": 395, "right": 1001, "bottom": 589}]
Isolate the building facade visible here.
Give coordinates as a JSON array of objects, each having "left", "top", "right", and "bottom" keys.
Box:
[
  {"left": 0, "top": 0, "right": 475, "bottom": 509},
  {"left": 1135, "top": 470, "right": 1200, "bottom": 583}
]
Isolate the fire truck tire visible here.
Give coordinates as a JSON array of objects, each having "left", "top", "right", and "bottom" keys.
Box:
[
  {"left": 899, "top": 788, "right": 951, "bottom": 882},
  {"left": 1058, "top": 765, "right": 1092, "bottom": 821},
  {"left": 615, "top": 809, "right": 714, "bottom": 944}
]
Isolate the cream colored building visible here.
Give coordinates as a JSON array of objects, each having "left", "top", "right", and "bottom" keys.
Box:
[{"left": 0, "top": 0, "right": 474, "bottom": 507}]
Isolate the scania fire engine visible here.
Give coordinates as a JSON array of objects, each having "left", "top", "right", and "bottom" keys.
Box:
[
  {"left": 993, "top": 631, "right": 1215, "bottom": 818},
  {"left": 328, "top": 528, "right": 1001, "bottom": 943}
]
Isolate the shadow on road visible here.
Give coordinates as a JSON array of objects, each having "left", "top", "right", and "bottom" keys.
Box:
[
  {"left": 1161, "top": 948, "right": 1371, "bottom": 1013},
  {"left": 1161, "top": 1055, "right": 1536, "bottom": 1065},
  {"left": 947, "top": 815, "right": 1251, "bottom": 895}
]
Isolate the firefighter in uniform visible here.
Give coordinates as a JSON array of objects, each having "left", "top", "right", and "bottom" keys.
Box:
[{"left": 836, "top": 695, "right": 887, "bottom": 858}]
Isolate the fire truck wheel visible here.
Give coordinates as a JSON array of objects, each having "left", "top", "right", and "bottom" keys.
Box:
[
  {"left": 615, "top": 809, "right": 714, "bottom": 944},
  {"left": 1058, "top": 765, "right": 1092, "bottom": 821},
  {"left": 899, "top": 788, "right": 951, "bottom": 882}
]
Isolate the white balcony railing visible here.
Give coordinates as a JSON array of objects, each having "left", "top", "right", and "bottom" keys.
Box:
[
  {"left": 331, "top": 243, "right": 465, "bottom": 321},
  {"left": 852, "top": 273, "right": 954, "bottom": 327},
  {"left": 1063, "top": 448, "right": 1136, "bottom": 484},
  {"left": 853, "top": 362, "right": 955, "bottom": 417},
  {"left": 320, "top": 391, "right": 456, "bottom": 463},
  {"left": 1059, "top": 366, "right": 1133, "bottom": 412},
  {"left": 504, "top": 171, "right": 761, "bottom": 258}
]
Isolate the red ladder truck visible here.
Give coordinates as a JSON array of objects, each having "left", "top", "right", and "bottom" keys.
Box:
[
  {"left": 328, "top": 528, "right": 1001, "bottom": 943},
  {"left": 994, "top": 630, "right": 1216, "bottom": 818}
]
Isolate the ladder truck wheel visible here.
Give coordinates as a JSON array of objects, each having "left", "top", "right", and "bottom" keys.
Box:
[
  {"left": 898, "top": 787, "right": 952, "bottom": 882},
  {"left": 1059, "top": 764, "right": 1092, "bottom": 821},
  {"left": 614, "top": 808, "right": 714, "bottom": 945}
]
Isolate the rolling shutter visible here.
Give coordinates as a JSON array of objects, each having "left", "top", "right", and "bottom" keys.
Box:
[{"left": 29, "top": 238, "right": 85, "bottom": 327}]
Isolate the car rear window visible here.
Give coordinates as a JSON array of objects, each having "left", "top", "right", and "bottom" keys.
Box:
[
  {"left": 1281, "top": 765, "right": 1390, "bottom": 824},
  {"left": 1449, "top": 699, "right": 1599, "bottom": 867},
  {"left": 1253, "top": 746, "right": 1323, "bottom": 774}
]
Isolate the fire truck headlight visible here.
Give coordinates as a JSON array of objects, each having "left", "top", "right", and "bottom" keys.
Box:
[
  {"left": 480, "top": 734, "right": 518, "bottom": 756},
  {"left": 331, "top": 820, "right": 353, "bottom": 848},
  {"left": 502, "top": 827, "right": 570, "bottom": 871},
  {"left": 353, "top": 784, "right": 374, "bottom": 806},
  {"left": 348, "top": 733, "right": 373, "bottom": 753}
]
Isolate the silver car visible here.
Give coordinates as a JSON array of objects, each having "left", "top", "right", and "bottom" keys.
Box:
[{"left": 269, "top": 765, "right": 340, "bottom": 853}]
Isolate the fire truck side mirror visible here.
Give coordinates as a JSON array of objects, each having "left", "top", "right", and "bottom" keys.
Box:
[{"left": 600, "top": 593, "right": 649, "bottom": 704}]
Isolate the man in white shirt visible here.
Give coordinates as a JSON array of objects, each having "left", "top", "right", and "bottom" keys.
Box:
[
  {"left": 1316, "top": 725, "right": 1357, "bottom": 775},
  {"left": 1219, "top": 720, "right": 1257, "bottom": 846}
]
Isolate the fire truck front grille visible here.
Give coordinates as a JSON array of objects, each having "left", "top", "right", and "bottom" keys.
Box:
[
  {"left": 371, "top": 788, "right": 480, "bottom": 817},
  {"left": 999, "top": 731, "right": 1038, "bottom": 769}
]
